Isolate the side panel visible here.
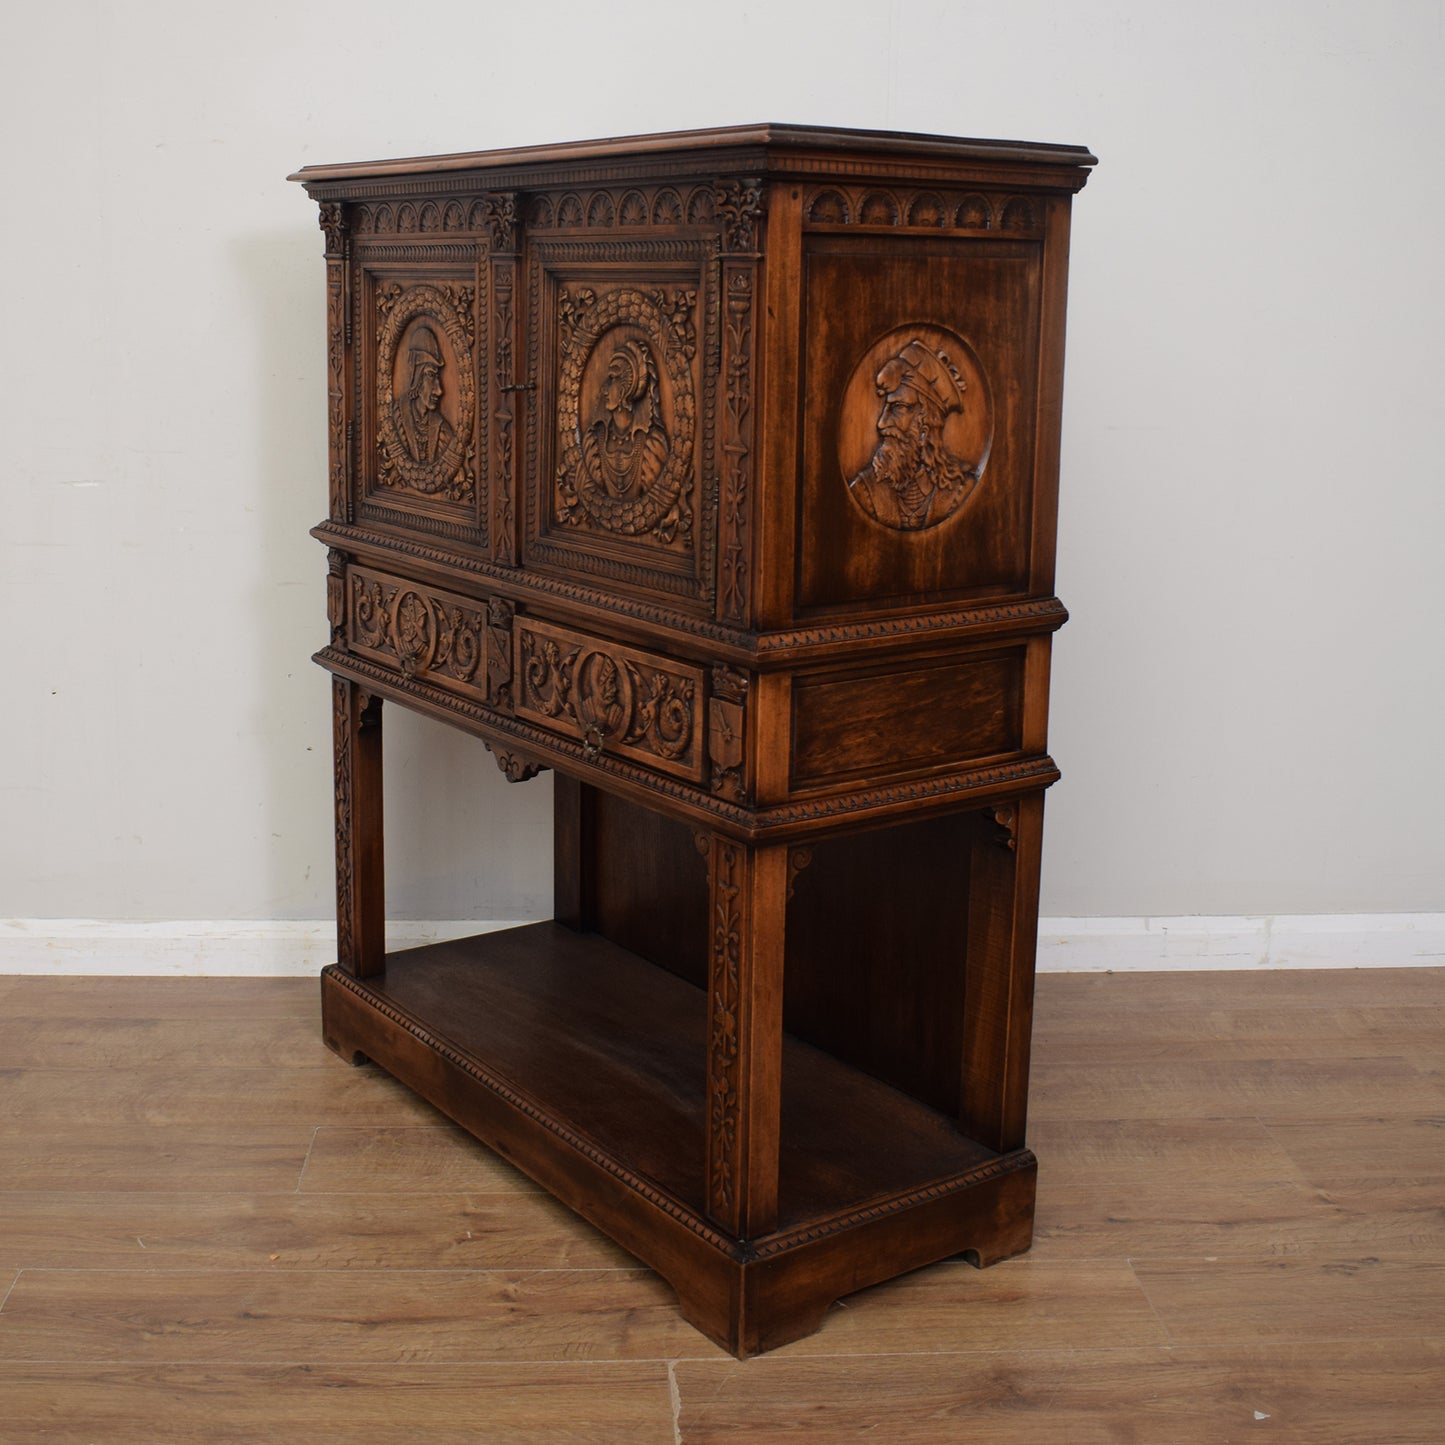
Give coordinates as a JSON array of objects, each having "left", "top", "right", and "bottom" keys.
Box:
[
  {"left": 795, "top": 231, "right": 1044, "bottom": 616},
  {"left": 790, "top": 646, "right": 1026, "bottom": 791}
]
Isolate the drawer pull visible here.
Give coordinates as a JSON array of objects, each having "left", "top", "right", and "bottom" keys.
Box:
[{"left": 582, "top": 722, "right": 607, "bottom": 761}]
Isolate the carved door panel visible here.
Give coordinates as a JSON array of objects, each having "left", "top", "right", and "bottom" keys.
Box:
[
  {"left": 794, "top": 189, "right": 1048, "bottom": 617},
  {"left": 347, "top": 205, "right": 488, "bottom": 549},
  {"left": 521, "top": 192, "right": 725, "bottom": 614}
]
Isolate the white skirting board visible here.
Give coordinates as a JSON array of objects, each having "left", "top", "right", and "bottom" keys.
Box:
[
  {"left": 1035, "top": 915, "right": 1445, "bottom": 972},
  {"left": 0, "top": 920, "right": 521, "bottom": 977},
  {"left": 1, "top": 915, "right": 1442, "bottom": 976}
]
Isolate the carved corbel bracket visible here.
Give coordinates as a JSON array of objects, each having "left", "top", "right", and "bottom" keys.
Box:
[
  {"left": 355, "top": 688, "right": 383, "bottom": 726},
  {"left": 484, "top": 741, "right": 546, "bottom": 783},
  {"left": 318, "top": 201, "right": 346, "bottom": 257},
  {"left": 984, "top": 804, "right": 1017, "bottom": 851},
  {"left": 786, "top": 847, "right": 814, "bottom": 901},
  {"left": 481, "top": 191, "right": 520, "bottom": 254}
]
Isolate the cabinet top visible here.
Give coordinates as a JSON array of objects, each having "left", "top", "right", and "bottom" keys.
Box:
[{"left": 289, "top": 122, "right": 1096, "bottom": 192}]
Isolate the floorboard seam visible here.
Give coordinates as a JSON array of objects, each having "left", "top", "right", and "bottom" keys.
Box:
[
  {"left": 295, "top": 1126, "right": 321, "bottom": 1192},
  {"left": 1125, "top": 1256, "right": 1181, "bottom": 1348},
  {"left": 666, "top": 1358, "right": 683, "bottom": 1444}
]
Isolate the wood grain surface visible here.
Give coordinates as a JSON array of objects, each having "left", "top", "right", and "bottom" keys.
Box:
[{"left": 0, "top": 967, "right": 1439, "bottom": 1440}]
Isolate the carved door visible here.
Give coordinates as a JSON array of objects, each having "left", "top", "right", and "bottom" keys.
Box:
[
  {"left": 347, "top": 201, "right": 490, "bottom": 549},
  {"left": 518, "top": 184, "right": 731, "bottom": 616}
]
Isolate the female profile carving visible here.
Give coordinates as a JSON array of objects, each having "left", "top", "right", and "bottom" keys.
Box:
[
  {"left": 582, "top": 339, "right": 670, "bottom": 502},
  {"left": 554, "top": 286, "right": 696, "bottom": 544}
]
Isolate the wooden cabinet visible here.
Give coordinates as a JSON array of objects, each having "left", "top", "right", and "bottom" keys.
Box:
[{"left": 291, "top": 124, "right": 1095, "bottom": 1357}]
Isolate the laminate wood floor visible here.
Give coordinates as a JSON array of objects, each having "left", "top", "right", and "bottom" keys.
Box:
[{"left": 1, "top": 967, "right": 1441, "bottom": 1443}]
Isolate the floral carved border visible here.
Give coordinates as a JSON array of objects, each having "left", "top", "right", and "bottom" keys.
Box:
[
  {"left": 706, "top": 837, "right": 745, "bottom": 1223},
  {"left": 802, "top": 186, "right": 1041, "bottom": 234},
  {"left": 512, "top": 617, "right": 705, "bottom": 781}
]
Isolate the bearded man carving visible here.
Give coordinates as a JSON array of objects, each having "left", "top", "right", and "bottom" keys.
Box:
[{"left": 847, "top": 340, "right": 980, "bottom": 531}]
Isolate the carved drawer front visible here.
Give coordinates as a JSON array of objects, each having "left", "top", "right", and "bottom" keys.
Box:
[
  {"left": 790, "top": 646, "right": 1026, "bottom": 792},
  {"left": 514, "top": 617, "right": 706, "bottom": 782},
  {"left": 346, "top": 566, "right": 512, "bottom": 710}
]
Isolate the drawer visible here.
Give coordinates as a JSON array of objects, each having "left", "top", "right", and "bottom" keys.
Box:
[
  {"left": 790, "top": 646, "right": 1026, "bottom": 792},
  {"left": 345, "top": 565, "right": 511, "bottom": 709},
  {"left": 513, "top": 616, "right": 707, "bottom": 783}
]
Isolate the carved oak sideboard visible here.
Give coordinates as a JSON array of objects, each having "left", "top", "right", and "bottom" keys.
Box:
[{"left": 291, "top": 124, "right": 1095, "bottom": 1358}]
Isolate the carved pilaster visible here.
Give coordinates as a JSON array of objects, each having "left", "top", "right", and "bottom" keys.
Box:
[
  {"left": 704, "top": 838, "right": 786, "bottom": 1237},
  {"left": 716, "top": 180, "right": 762, "bottom": 624},
  {"left": 322, "top": 205, "right": 350, "bottom": 523},
  {"left": 326, "top": 548, "right": 348, "bottom": 644},
  {"left": 718, "top": 261, "right": 755, "bottom": 623},
  {"left": 481, "top": 191, "right": 521, "bottom": 565},
  {"left": 485, "top": 597, "right": 515, "bottom": 713},
  {"left": 707, "top": 838, "right": 745, "bottom": 1223},
  {"left": 708, "top": 663, "right": 749, "bottom": 803},
  {"left": 332, "top": 679, "right": 353, "bottom": 966}
]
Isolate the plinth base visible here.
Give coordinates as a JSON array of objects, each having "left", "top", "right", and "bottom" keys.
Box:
[{"left": 320, "top": 925, "right": 1036, "bottom": 1357}]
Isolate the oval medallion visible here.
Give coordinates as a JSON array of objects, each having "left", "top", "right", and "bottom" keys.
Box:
[
  {"left": 838, "top": 325, "right": 993, "bottom": 532},
  {"left": 376, "top": 284, "right": 475, "bottom": 497}
]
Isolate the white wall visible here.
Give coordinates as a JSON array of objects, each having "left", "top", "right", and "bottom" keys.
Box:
[{"left": 4, "top": 0, "right": 1442, "bottom": 930}]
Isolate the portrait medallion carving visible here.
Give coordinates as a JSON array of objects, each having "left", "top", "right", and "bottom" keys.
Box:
[
  {"left": 555, "top": 286, "right": 697, "bottom": 547},
  {"left": 375, "top": 283, "right": 476, "bottom": 501},
  {"left": 838, "top": 325, "right": 993, "bottom": 532}
]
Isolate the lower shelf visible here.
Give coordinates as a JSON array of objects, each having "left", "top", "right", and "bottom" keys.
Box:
[{"left": 321, "top": 923, "right": 1037, "bottom": 1356}]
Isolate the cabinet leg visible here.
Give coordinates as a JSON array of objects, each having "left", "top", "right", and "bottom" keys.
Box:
[
  {"left": 332, "top": 677, "right": 384, "bottom": 978},
  {"left": 553, "top": 774, "right": 595, "bottom": 933},
  {"left": 703, "top": 836, "right": 789, "bottom": 1239},
  {"left": 960, "top": 794, "right": 1045, "bottom": 1152}
]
